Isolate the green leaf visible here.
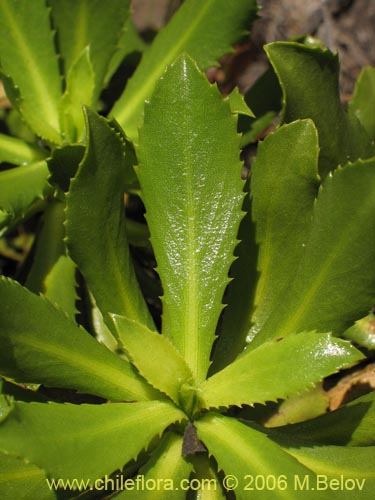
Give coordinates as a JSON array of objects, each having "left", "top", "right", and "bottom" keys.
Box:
[
  {"left": 209, "top": 186, "right": 258, "bottom": 373},
  {"left": 270, "top": 391, "right": 375, "bottom": 446},
  {"left": 112, "top": 315, "right": 195, "bottom": 407},
  {"left": 264, "top": 384, "right": 329, "bottom": 427},
  {"left": 0, "top": 277, "right": 156, "bottom": 402},
  {"left": 248, "top": 120, "right": 320, "bottom": 343},
  {"left": 265, "top": 42, "right": 374, "bottom": 177},
  {"left": 253, "top": 158, "right": 375, "bottom": 347},
  {"left": 25, "top": 200, "right": 66, "bottom": 294},
  {"left": 116, "top": 432, "right": 192, "bottom": 499},
  {"left": 225, "top": 87, "right": 254, "bottom": 117},
  {"left": 196, "top": 413, "right": 333, "bottom": 500},
  {"left": 138, "top": 55, "right": 245, "bottom": 381},
  {"left": 285, "top": 445, "right": 375, "bottom": 487},
  {"left": 104, "top": 17, "right": 147, "bottom": 87},
  {"left": 66, "top": 109, "right": 154, "bottom": 332},
  {"left": 0, "top": 133, "right": 46, "bottom": 165},
  {"left": 0, "top": 161, "right": 51, "bottom": 233},
  {"left": 348, "top": 67, "right": 375, "bottom": 140},
  {"left": 49, "top": 0, "right": 130, "bottom": 101},
  {"left": 111, "top": 0, "right": 258, "bottom": 141},
  {"left": 0, "top": 400, "right": 185, "bottom": 481},
  {"left": 190, "top": 455, "right": 226, "bottom": 500},
  {"left": 0, "top": 0, "right": 62, "bottom": 143},
  {"left": 44, "top": 255, "right": 78, "bottom": 321},
  {"left": 0, "top": 452, "right": 56, "bottom": 500},
  {"left": 60, "top": 47, "right": 95, "bottom": 142},
  {"left": 0, "top": 385, "right": 13, "bottom": 424},
  {"left": 200, "top": 333, "right": 363, "bottom": 409},
  {"left": 341, "top": 312, "right": 375, "bottom": 350}
]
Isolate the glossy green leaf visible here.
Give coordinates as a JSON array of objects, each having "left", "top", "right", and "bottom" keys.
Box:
[
  {"left": 253, "top": 158, "right": 375, "bottom": 347},
  {"left": 111, "top": 0, "right": 258, "bottom": 141},
  {"left": 0, "top": 277, "right": 156, "bottom": 402},
  {"left": 0, "top": 400, "right": 185, "bottom": 481},
  {"left": 0, "top": 0, "right": 62, "bottom": 143},
  {"left": 49, "top": 0, "right": 130, "bottom": 100},
  {"left": 0, "top": 161, "right": 51, "bottom": 233},
  {"left": 117, "top": 432, "right": 192, "bottom": 499},
  {"left": 265, "top": 42, "right": 374, "bottom": 177},
  {"left": 66, "top": 109, "right": 154, "bottom": 332},
  {"left": 60, "top": 47, "right": 95, "bottom": 142},
  {"left": 44, "top": 255, "right": 78, "bottom": 321},
  {"left": 285, "top": 445, "right": 375, "bottom": 488},
  {"left": 138, "top": 56, "right": 244, "bottom": 381},
  {"left": 271, "top": 391, "right": 375, "bottom": 446},
  {"left": 201, "top": 333, "right": 363, "bottom": 409},
  {"left": 112, "top": 315, "right": 195, "bottom": 406},
  {"left": 0, "top": 452, "right": 56, "bottom": 500},
  {"left": 348, "top": 67, "right": 375, "bottom": 140},
  {"left": 225, "top": 87, "right": 254, "bottom": 117},
  {"left": 196, "top": 413, "right": 332, "bottom": 500},
  {"left": 248, "top": 120, "right": 320, "bottom": 343},
  {"left": 341, "top": 312, "right": 375, "bottom": 350},
  {"left": 0, "top": 133, "right": 46, "bottom": 165}
]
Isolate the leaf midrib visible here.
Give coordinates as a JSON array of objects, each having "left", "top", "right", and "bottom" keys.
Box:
[
  {"left": 1, "top": 1, "right": 61, "bottom": 133},
  {"left": 113, "top": 0, "right": 214, "bottom": 127},
  {"left": 71, "top": 1, "right": 89, "bottom": 68},
  {"left": 180, "top": 68, "right": 199, "bottom": 379},
  {"left": 201, "top": 419, "right": 292, "bottom": 500},
  {"left": 16, "top": 332, "right": 144, "bottom": 400}
]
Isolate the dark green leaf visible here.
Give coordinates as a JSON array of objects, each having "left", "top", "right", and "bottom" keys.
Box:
[
  {"left": 265, "top": 42, "right": 374, "bottom": 177},
  {"left": 248, "top": 119, "right": 320, "bottom": 343},
  {"left": 66, "top": 109, "right": 154, "bottom": 332},
  {"left": 269, "top": 391, "right": 375, "bottom": 446},
  {"left": 348, "top": 67, "right": 375, "bottom": 140},
  {"left": 253, "top": 158, "right": 375, "bottom": 347}
]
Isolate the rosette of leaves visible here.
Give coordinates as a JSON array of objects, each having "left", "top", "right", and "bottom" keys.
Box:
[{"left": 0, "top": 53, "right": 375, "bottom": 499}]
